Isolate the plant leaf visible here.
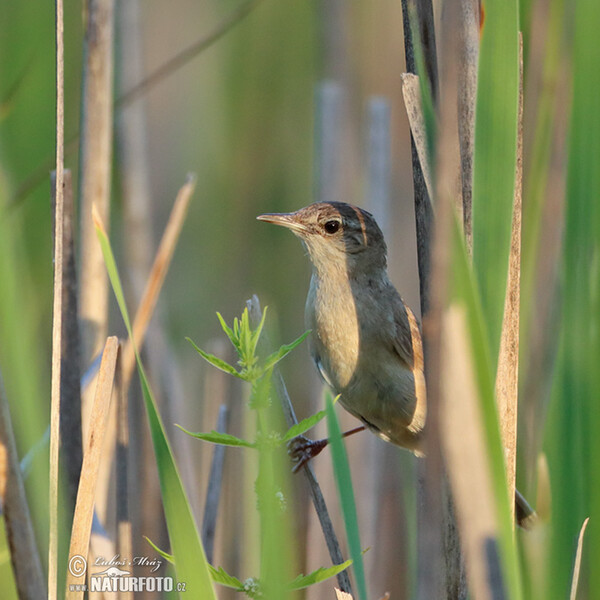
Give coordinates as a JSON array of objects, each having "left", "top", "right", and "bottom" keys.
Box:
[
  {"left": 95, "top": 214, "right": 216, "bottom": 599},
  {"left": 186, "top": 337, "right": 242, "bottom": 378},
  {"left": 216, "top": 312, "right": 239, "bottom": 351},
  {"left": 281, "top": 410, "right": 327, "bottom": 443},
  {"left": 176, "top": 426, "right": 256, "bottom": 448},
  {"left": 262, "top": 330, "right": 311, "bottom": 371},
  {"left": 288, "top": 560, "right": 352, "bottom": 590},
  {"left": 326, "top": 392, "right": 367, "bottom": 600},
  {"left": 250, "top": 306, "right": 268, "bottom": 355},
  {"left": 209, "top": 565, "right": 245, "bottom": 590},
  {"left": 144, "top": 536, "right": 174, "bottom": 564}
]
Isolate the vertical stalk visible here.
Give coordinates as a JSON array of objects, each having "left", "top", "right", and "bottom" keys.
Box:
[{"left": 49, "top": 0, "right": 65, "bottom": 597}]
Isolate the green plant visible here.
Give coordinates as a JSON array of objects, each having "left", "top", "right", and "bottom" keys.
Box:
[{"left": 184, "top": 307, "right": 352, "bottom": 598}]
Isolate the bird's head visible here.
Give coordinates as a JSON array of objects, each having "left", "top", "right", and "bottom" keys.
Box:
[{"left": 257, "top": 202, "right": 387, "bottom": 276}]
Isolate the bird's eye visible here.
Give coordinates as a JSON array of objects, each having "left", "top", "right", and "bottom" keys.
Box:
[{"left": 324, "top": 220, "right": 341, "bottom": 234}]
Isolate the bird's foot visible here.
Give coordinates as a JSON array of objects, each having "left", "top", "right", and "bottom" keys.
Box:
[{"left": 287, "top": 435, "right": 328, "bottom": 473}]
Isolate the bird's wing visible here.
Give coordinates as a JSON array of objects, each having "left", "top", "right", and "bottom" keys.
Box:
[{"left": 390, "top": 296, "right": 416, "bottom": 369}]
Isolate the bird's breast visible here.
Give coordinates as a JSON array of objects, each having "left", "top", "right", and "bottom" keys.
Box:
[{"left": 305, "top": 273, "right": 360, "bottom": 390}]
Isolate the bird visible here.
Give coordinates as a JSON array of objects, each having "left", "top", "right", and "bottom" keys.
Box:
[
  {"left": 257, "top": 201, "right": 535, "bottom": 527},
  {"left": 257, "top": 201, "right": 426, "bottom": 454}
]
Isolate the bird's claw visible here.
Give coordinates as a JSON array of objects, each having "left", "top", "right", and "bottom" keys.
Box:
[{"left": 287, "top": 435, "right": 328, "bottom": 473}]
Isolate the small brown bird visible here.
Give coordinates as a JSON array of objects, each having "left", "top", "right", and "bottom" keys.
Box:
[
  {"left": 258, "top": 201, "right": 426, "bottom": 453},
  {"left": 258, "top": 201, "right": 536, "bottom": 528}
]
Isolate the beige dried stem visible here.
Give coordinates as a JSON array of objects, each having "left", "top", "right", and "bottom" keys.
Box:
[
  {"left": 440, "top": 307, "right": 501, "bottom": 600},
  {"left": 401, "top": 73, "right": 433, "bottom": 201},
  {"left": 49, "top": 0, "right": 65, "bottom": 596},
  {"left": 66, "top": 336, "right": 119, "bottom": 599},
  {"left": 457, "top": 0, "right": 480, "bottom": 254},
  {"left": 51, "top": 169, "right": 83, "bottom": 514},
  {"left": 0, "top": 372, "right": 46, "bottom": 599},
  {"left": 78, "top": 0, "right": 115, "bottom": 551},
  {"left": 122, "top": 174, "right": 197, "bottom": 386},
  {"left": 495, "top": 33, "right": 523, "bottom": 522},
  {"left": 79, "top": 0, "right": 115, "bottom": 367}
]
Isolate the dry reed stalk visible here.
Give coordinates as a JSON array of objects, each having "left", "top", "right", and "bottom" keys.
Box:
[
  {"left": 78, "top": 1, "right": 115, "bottom": 556},
  {"left": 51, "top": 169, "right": 83, "bottom": 513},
  {"left": 0, "top": 373, "right": 46, "bottom": 599},
  {"left": 440, "top": 307, "right": 502, "bottom": 600},
  {"left": 66, "top": 337, "right": 119, "bottom": 599},
  {"left": 79, "top": 0, "right": 115, "bottom": 366},
  {"left": 569, "top": 517, "right": 590, "bottom": 600},
  {"left": 121, "top": 174, "right": 197, "bottom": 387},
  {"left": 401, "top": 73, "right": 434, "bottom": 201},
  {"left": 457, "top": 0, "right": 480, "bottom": 253},
  {"left": 49, "top": 1, "right": 65, "bottom": 596},
  {"left": 495, "top": 34, "right": 523, "bottom": 521}
]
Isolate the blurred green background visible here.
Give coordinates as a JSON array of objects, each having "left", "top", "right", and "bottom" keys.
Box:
[{"left": 2, "top": 0, "right": 599, "bottom": 598}]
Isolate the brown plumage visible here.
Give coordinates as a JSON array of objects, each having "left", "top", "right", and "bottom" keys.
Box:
[{"left": 258, "top": 201, "right": 426, "bottom": 453}]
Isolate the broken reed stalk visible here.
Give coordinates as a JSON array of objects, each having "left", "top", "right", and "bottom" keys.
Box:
[
  {"left": 201, "top": 405, "right": 228, "bottom": 564},
  {"left": 495, "top": 33, "right": 523, "bottom": 521},
  {"left": 49, "top": 0, "right": 65, "bottom": 597},
  {"left": 66, "top": 337, "right": 119, "bottom": 599},
  {"left": 246, "top": 296, "right": 353, "bottom": 595},
  {"left": 51, "top": 169, "right": 83, "bottom": 514},
  {"left": 0, "top": 372, "right": 46, "bottom": 599}
]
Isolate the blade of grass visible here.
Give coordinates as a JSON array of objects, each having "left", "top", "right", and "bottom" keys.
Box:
[
  {"left": 94, "top": 208, "right": 216, "bottom": 598},
  {"left": 65, "top": 336, "right": 119, "bottom": 599},
  {"left": 326, "top": 395, "right": 367, "bottom": 600},
  {"left": 471, "top": 0, "right": 520, "bottom": 367},
  {"left": 546, "top": 1, "right": 600, "bottom": 596}
]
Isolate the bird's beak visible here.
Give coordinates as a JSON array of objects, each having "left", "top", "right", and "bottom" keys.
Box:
[{"left": 256, "top": 212, "right": 309, "bottom": 234}]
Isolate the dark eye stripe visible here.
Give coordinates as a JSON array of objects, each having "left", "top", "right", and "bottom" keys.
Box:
[{"left": 324, "top": 220, "right": 340, "bottom": 234}]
